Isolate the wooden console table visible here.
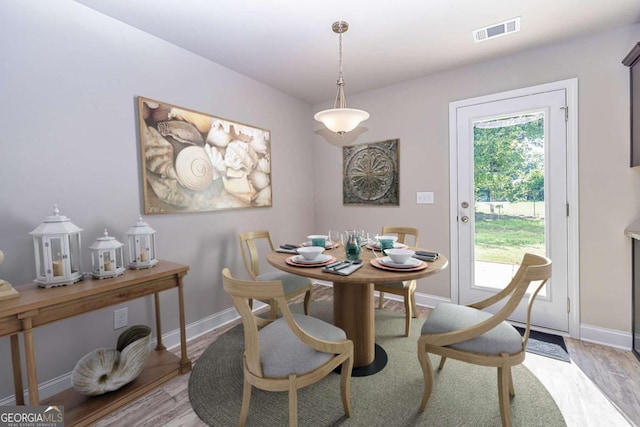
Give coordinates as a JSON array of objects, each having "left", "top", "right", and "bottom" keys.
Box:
[{"left": 0, "top": 260, "right": 190, "bottom": 426}]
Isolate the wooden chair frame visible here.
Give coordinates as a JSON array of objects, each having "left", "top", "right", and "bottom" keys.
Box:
[
  {"left": 222, "top": 268, "right": 354, "bottom": 427},
  {"left": 239, "top": 230, "right": 312, "bottom": 318},
  {"left": 374, "top": 226, "right": 420, "bottom": 336},
  {"left": 417, "top": 253, "right": 552, "bottom": 427}
]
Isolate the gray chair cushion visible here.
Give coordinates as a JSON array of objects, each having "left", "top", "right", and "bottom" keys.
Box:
[
  {"left": 421, "top": 303, "right": 522, "bottom": 355},
  {"left": 257, "top": 271, "right": 310, "bottom": 295},
  {"left": 259, "top": 313, "right": 346, "bottom": 378},
  {"left": 377, "top": 281, "right": 406, "bottom": 289}
]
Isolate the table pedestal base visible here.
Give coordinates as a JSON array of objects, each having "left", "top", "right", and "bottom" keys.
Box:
[
  {"left": 346, "top": 344, "right": 388, "bottom": 377},
  {"left": 332, "top": 281, "right": 388, "bottom": 376}
]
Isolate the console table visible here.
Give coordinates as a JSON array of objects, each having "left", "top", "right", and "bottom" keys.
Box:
[{"left": 0, "top": 260, "right": 190, "bottom": 426}]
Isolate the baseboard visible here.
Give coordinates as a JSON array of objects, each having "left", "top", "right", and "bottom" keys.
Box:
[
  {"left": 579, "top": 323, "right": 632, "bottom": 350},
  {"left": 0, "top": 301, "right": 267, "bottom": 406},
  {"left": 3, "top": 292, "right": 631, "bottom": 405}
]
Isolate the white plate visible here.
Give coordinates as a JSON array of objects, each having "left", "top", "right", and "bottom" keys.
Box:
[
  {"left": 378, "top": 256, "right": 421, "bottom": 268},
  {"left": 371, "top": 242, "right": 406, "bottom": 250},
  {"left": 303, "top": 241, "right": 336, "bottom": 249},
  {"left": 292, "top": 254, "right": 332, "bottom": 264}
]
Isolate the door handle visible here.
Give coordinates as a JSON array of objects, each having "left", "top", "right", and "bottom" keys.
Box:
[{"left": 460, "top": 215, "right": 469, "bottom": 223}]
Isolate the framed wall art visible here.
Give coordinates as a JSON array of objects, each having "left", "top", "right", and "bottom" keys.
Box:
[
  {"left": 137, "top": 96, "right": 272, "bottom": 214},
  {"left": 343, "top": 139, "right": 399, "bottom": 205}
]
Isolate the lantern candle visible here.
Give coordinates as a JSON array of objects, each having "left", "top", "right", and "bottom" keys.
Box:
[
  {"left": 104, "top": 260, "right": 112, "bottom": 271},
  {"left": 140, "top": 250, "right": 148, "bottom": 262},
  {"left": 52, "top": 260, "right": 63, "bottom": 276}
]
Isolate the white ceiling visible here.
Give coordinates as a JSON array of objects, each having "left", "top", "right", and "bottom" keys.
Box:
[{"left": 74, "top": 0, "right": 640, "bottom": 104}]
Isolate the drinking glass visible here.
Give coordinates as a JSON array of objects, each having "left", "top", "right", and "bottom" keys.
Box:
[{"left": 328, "top": 230, "right": 341, "bottom": 246}]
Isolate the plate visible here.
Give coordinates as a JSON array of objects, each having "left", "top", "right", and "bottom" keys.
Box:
[
  {"left": 378, "top": 256, "right": 422, "bottom": 269},
  {"left": 366, "top": 243, "right": 408, "bottom": 250},
  {"left": 302, "top": 241, "right": 339, "bottom": 249},
  {"left": 286, "top": 255, "right": 336, "bottom": 267},
  {"left": 370, "top": 258, "right": 427, "bottom": 272}
]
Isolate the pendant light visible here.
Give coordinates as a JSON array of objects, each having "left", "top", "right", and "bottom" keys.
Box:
[{"left": 314, "top": 21, "right": 370, "bottom": 136}]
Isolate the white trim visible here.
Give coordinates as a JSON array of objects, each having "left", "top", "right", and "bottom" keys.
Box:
[
  {"left": 0, "top": 301, "right": 268, "bottom": 406},
  {"left": 565, "top": 78, "right": 581, "bottom": 339},
  {"left": 580, "top": 324, "right": 632, "bottom": 351},
  {"left": 448, "top": 78, "right": 580, "bottom": 337},
  {"left": 1, "top": 293, "right": 629, "bottom": 406}
]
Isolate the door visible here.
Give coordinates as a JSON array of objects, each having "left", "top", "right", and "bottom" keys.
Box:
[{"left": 453, "top": 86, "right": 569, "bottom": 332}]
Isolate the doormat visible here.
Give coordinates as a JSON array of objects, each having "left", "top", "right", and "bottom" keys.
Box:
[{"left": 516, "top": 327, "right": 570, "bottom": 363}]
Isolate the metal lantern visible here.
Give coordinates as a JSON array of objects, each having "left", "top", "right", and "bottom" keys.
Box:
[
  {"left": 29, "top": 205, "right": 84, "bottom": 288},
  {"left": 89, "top": 229, "right": 125, "bottom": 279},
  {"left": 127, "top": 215, "right": 158, "bottom": 269}
]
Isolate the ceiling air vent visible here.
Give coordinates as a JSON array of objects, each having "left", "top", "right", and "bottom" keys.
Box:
[{"left": 473, "top": 17, "right": 521, "bottom": 43}]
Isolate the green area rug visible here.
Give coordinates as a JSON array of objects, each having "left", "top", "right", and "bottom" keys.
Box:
[{"left": 189, "top": 302, "right": 565, "bottom": 426}]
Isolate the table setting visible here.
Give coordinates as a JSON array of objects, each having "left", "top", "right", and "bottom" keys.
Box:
[
  {"left": 275, "top": 230, "right": 441, "bottom": 276},
  {"left": 266, "top": 233, "right": 449, "bottom": 372}
]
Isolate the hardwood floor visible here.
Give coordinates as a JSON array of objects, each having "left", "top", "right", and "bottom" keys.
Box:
[{"left": 95, "top": 284, "right": 639, "bottom": 426}]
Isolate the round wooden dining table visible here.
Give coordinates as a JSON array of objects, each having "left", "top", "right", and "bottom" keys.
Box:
[{"left": 267, "top": 245, "right": 448, "bottom": 376}]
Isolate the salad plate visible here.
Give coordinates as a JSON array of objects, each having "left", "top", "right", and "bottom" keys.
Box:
[
  {"left": 370, "top": 258, "right": 427, "bottom": 272},
  {"left": 378, "top": 256, "right": 422, "bottom": 269},
  {"left": 286, "top": 255, "right": 335, "bottom": 267}
]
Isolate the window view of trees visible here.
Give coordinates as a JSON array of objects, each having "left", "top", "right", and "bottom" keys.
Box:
[
  {"left": 473, "top": 114, "right": 546, "bottom": 264},
  {"left": 474, "top": 115, "right": 544, "bottom": 204}
]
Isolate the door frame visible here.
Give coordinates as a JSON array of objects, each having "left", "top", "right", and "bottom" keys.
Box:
[{"left": 448, "top": 78, "right": 580, "bottom": 338}]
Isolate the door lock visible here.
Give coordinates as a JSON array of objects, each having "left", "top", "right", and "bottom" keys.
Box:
[
  {"left": 461, "top": 201, "right": 469, "bottom": 208},
  {"left": 460, "top": 215, "right": 469, "bottom": 223}
]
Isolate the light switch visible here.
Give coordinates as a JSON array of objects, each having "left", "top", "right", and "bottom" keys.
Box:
[{"left": 417, "top": 192, "right": 434, "bottom": 204}]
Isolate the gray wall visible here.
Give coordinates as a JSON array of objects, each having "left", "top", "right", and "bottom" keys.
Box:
[
  {"left": 1, "top": 0, "right": 640, "bottom": 402},
  {"left": 312, "top": 24, "right": 640, "bottom": 334},
  {"left": 0, "top": 1, "right": 316, "bottom": 399}
]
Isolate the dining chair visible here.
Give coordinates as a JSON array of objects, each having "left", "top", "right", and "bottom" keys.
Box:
[
  {"left": 221, "top": 268, "right": 354, "bottom": 427},
  {"left": 417, "top": 253, "right": 552, "bottom": 427},
  {"left": 239, "top": 230, "right": 313, "bottom": 318},
  {"left": 374, "top": 225, "right": 420, "bottom": 336}
]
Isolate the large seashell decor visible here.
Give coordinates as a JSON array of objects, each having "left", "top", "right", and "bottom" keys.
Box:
[{"left": 71, "top": 325, "right": 151, "bottom": 396}]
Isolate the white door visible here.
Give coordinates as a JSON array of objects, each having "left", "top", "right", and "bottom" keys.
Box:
[{"left": 451, "top": 84, "right": 571, "bottom": 332}]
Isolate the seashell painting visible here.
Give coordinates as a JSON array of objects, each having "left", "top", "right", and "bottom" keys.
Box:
[
  {"left": 71, "top": 325, "right": 151, "bottom": 396},
  {"left": 138, "top": 96, "right": 272, "bottom": 213}
]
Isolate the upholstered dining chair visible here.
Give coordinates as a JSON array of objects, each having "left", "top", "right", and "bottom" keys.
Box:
[
  {"left": 221, "top": 268, "right": 354, "bottom": 427},
  {"left": 239, "top": 230, "right": 313, "bottom": 318},
  {"left": 417, "top": 253, "right": 552, "bottom": 427},
  {"left": 374, "top": 226, "right": 420, "bottom": 336}
]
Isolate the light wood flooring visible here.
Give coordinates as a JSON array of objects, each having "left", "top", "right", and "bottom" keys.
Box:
[{"left": 95, "top": 284, "right": 640, "bottom": 426}]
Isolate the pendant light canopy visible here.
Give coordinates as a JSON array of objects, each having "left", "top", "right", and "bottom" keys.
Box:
[{"left": 314, "top": 21, "right": 370, "bottom": 136}]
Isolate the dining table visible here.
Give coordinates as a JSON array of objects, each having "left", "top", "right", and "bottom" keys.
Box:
[{"left": 266, "top": 243, "right": 449, "bottom": 376}]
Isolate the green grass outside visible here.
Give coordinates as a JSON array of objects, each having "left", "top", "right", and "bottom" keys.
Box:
[{"left": 474, "top": 212, "right": 545, "bottom": 264}]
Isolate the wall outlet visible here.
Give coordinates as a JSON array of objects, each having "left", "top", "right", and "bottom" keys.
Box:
[
  {"left": 114, "top": 308, "right": 128, "bottom": 329},
  {"left": 417, "top": 191, "right": 434, "bottom": 204}
]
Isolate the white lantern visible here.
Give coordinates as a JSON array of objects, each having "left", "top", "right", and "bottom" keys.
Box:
[
  {"left": 29, "top": 205, "right": 84, "bottom": 288},
  {"left": 89, "top": 229, "right": 125, "bottom": 279},
  {"left": 127, "top": 215, "right": 158, "bottom": 269}
]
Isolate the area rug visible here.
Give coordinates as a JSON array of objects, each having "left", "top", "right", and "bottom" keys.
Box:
[
  {"left": 515, "top": 327, "right": 571, "bottom": 363},
  {"left": 189, "top": 302, "right": 566, "bottom": 426}
]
